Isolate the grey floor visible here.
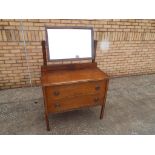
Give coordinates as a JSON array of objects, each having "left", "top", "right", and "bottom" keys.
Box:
[{"left": 0, "top": 74, "right": 155, "bottom": 135}]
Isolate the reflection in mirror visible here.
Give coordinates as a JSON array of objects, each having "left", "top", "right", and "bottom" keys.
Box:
[{"left": 46, "top": 28, "right": 93, "bottom": 60}]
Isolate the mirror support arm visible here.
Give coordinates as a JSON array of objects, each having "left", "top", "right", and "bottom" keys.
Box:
[
  {"left": 42, "top": 40, "right": 47, "bottom": 66},
  {"left": 92, "top": 40, "right": 97, "bottom": 63}
]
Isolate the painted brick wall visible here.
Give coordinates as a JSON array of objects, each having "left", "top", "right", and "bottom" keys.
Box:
[{"left": 0, "top": 19, "right": 155, "bottom": 89}]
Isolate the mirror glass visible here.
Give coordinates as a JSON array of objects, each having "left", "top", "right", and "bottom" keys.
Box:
[{"left": 46, "top": 28, "right": 93, "bottom": 60}]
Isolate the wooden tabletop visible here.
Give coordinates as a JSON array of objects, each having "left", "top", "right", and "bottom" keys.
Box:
[{"left": 41, "top": 68, "right": 108, "bottom": 86}]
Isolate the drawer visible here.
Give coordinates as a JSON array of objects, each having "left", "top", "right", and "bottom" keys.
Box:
[
  {"left": 47, "top": 94, "right": 104, "bottom": 113},
  {"left": 45, "top": 80, "right": 106, "bottom": 101}
]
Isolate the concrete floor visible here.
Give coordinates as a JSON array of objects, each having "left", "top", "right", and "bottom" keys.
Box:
[{"left": 0, "top": 74, "right": 155, "bottom": 134}]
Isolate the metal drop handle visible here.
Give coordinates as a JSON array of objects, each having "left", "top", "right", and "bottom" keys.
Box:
[
  {"left": 95, "top": 85, "right": 100, "bottom": 90},
  {"left": 94, "top": 97, "right": 99, "bottom": 102},
  {"left": 53, "top": 91, "right": 60, "bottom": 96},
  {"left": 54, "top": 103, "right": 61, "bottom": 108}
]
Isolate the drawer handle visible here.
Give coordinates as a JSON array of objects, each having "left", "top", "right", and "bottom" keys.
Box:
[
  {"left": 53, "top": 91, "right": 60, "bottom": 96},
  {"left": 54, "top": 103, "right": 61, "bottom": 108},
  {"left": 94, "top": 97, "right": 99, "bottom": 102},
  {"left": 95, "top": 85, "right": 100, "bottom": 90}
]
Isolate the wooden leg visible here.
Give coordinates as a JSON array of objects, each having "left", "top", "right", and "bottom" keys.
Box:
[
  {"left": 100, "top": 79, "right": 109, "bottom": 120},
  {"left": 45, "top": 112, "right": 50, "bottom": 131},
  {"left": 100, "top": 104, "right": 105, "bottom": 119},
  {"left": 42, "top": 86, "right": 50, "bottom": 131}
]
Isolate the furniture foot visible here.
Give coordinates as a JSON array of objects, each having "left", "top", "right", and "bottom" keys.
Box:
[
  {"left": 45, "top": 114, "right": 50, "bottom": 131},
  {"left": 100, "top": 104, "right": 105, "bottom": 119},
  {"left": 100, "top": 79, "right": 109, "bottom": 119}
]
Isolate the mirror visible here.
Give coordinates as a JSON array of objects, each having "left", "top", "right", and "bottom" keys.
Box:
[{"left": 46, "top": 27, "right": 94, "bottom": 61}]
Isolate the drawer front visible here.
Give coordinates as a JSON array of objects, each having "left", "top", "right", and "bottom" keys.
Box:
[
  {"left": 47, "top": 94, "right": 104, "bottom": 113},
  {"left": 45, "top": 80, "right": 106, "bottom": 101}
]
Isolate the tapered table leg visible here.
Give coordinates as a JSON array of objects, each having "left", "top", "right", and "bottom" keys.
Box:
[
  {"left": 45, "top": 113, "right": 50, "bottom": 131},
  {"left": 100, "top": 104, "right": 105, "bottom": 119},
  {"left": 42, "top": 86, "right": 50, "bottom": 131},
  {"left": 100, "top": 79, "right": 109, "bottom": 120}
]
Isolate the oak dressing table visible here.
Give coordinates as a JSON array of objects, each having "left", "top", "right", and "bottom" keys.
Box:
[{"left": 41, "top": 27, "right": 109, "bottom": 131}]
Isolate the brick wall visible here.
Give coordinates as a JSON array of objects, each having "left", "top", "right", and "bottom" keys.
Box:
[{"left": 0, "top": 19, "right": 155, "bottom": 89}]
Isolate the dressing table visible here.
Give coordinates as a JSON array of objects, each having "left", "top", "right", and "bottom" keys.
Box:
[{"left": 41, "top": 27, "right": 109, "bottom": 131}]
